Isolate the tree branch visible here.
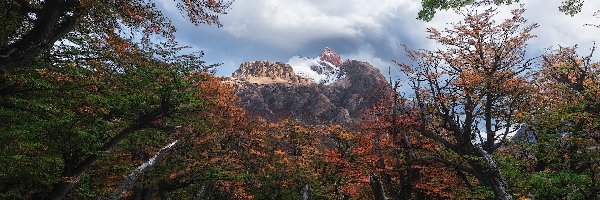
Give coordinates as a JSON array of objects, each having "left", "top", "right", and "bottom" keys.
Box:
[{"left": 416, "top": 156, "right": 476, "bottom": 175}]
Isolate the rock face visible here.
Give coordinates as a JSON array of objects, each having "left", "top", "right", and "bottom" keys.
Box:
[
  {"left": 319, "top": 47, "right": 343, "bottom": 66},
  {"left": 231, "top": 61, "right": 313, "bottom": 85},
  {"left": 226, "top": 48, "right": 392, "bottom": 124}
]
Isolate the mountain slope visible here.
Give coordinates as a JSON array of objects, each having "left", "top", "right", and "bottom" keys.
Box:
[{"left": 225, "top": 48, "right": 392, "bottom": 124}]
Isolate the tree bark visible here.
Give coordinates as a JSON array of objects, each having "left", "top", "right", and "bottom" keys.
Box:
[
  {"left": 370, "top": 173, "right": 387, "bottom": 200},
  {"left": 475, "top": 146, "right": 513, "bottom": 200},
  {"left": 46, "top": 125, "right": 144, "bottom": 200},
  {"left": 301, "top": 184, "right": 312, "bottom": 200},
  {"left": 46, "top": 101, "right": 170, "bottom": 199},
  {"left": 0, "top": 0, "right": 80, "bottom": 72},
  {"left": 108, "top": 140, "right": 179, "bottom": 200},
  {"left": 373, "top": 130, "right": 400, "bottom": 200}
]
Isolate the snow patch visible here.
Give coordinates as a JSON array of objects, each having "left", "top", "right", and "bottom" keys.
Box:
[{"left": 286, "top": 56, "right": 341, "bottom": 84}]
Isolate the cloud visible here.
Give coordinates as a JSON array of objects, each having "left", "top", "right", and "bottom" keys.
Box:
[
  {"left": 218, "top": 0, "right": 419, "bottom": 50},
  {"left": 155, "top": 0, "right": 600, "bottom": 77},
  {"left": 342, "top": 45, "right": 393, "bottom": 73},
  {"left": 522, "top": 0, "right": 600, "bottom": 50}
]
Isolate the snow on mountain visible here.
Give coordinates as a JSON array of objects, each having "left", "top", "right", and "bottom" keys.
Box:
[
  {"left": 286, "top": 56, "right": 341, "bottom": 84},
  {"left": 285, "top": 47, "right": 346, "bottom": 84}
]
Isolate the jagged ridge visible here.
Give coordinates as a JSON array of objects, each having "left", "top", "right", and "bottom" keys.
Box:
[
  {"left": 226, "top": 48, "right": 392, "bottom": 124},
  {"left": 231, "top": 61, "right": 313, "bottom": 85}
]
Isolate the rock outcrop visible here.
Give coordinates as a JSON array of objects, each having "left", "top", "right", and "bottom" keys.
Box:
[
  {"left": 319, "top": 47, "right": 343, "bottom": 66},
  {"left": 231, "top": 61, "right": 313, "bottom": 85},
  {"left": 226, "top": 48, "right": 392, "bottom": 124}
]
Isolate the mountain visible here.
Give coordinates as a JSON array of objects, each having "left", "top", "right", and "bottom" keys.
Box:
[{"left": 225, "top": 48, "right": 392, "bottom": 124}]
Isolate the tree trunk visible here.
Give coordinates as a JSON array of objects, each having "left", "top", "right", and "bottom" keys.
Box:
[
  {"left": 301, "top": 184, "right": 312, "bottom": 200},
  {"left": 45, "top": 102, "right": 168, "bottom": 199},
  {"left": 374, "top": 132, "right": 400, "bottom": 200},
  {"left": 46, "top": 182, "right": 75, "bottom": 200},
  {"left": 398, "top": 164, "right": 417, "bottom": 200},
  {"left": 475, "top": 146, "right": 513, "bottom": 200},
  {"left": 0, "top": 0, "right": 79, "bottom": 71},
  {"left": 193, "top": 183, "right": 207, "bottom": 200},
  {"left": 46, "top": 154, "right": 99, "bottom": 200},
  {"left": 108, "top": 140, "right": 179, "bottom": 200},
  {"left": 370, "top": 173, "right": 387, "bottom": 200},
  {"left": 397, "top": 124, "right": 416, "bottom": 200}
]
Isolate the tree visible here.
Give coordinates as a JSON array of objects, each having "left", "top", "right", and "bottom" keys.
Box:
[
  {"left": 358, "top": 88, "right": 467, "bottom": 199},
  {"left": 316, "top": 83, "right": 465, "bottom": 199},
  {"left": 120, "top": 74, "right": 259, "bottom": 199},
  {"left": 517, "top": 45, "right": 599, "bottom": 199},
  {"left": 0, "top": 0, "right": 232, "bottom": 71},
  {"left": 358, "top": 95, "right": 417, "bottom": 200},
  {"left": 0, "top": 33, "right": 217, "bottom": 199},
  {"left": 0, "top": 0, "right": 234, "bottom": 199},
  {"left": 250, "top": 120, "right": 334, "bottom": 200},
  {"left": 418, "top": 0, "right": 585, "bottom": 21},
  {"left": 532, "top": 45, "right": 599, "bottom": 133},
  {"left": 490, "top": 45, "right": 600, "bottom": 200},
  {"left": 400, "top": 7, "right": 537, "bottom": 199}
]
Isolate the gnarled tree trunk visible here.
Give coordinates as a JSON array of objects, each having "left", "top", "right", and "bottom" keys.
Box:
[{"left": 476, "top": 146, "right": 513, "bottom": 200}]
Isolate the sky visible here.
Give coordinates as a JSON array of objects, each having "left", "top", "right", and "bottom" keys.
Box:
[{"left": 156, "top": 0, "right": 600, "bottom": 79}]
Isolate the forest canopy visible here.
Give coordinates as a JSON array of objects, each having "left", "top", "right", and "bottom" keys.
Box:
[{"left": 0, "top": 1, "right": 598, "bottom": 200}]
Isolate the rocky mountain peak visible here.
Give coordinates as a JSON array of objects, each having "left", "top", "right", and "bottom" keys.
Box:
[
  {"left": 230, "top": 48, "right": 347, "bottom": 85},
  {"left": 231, "top": 61, "right": 313, "bottom": 85},
  {"left": 319, "top": 47, "right": 343, "bottom": 66},
  {"left": 227, "top": 52, "right": 393, "bottom": 124}
]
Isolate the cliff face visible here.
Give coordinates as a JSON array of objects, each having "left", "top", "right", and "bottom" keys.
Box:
[
  {"left": 226, "top": 48, "right": 392, "bottom": 124},
  {"left": 231, "top": 61, "right": 314, "bottom": 85},
  {"left": 319, "top": 47, "right": 343, "bottom": 66}
]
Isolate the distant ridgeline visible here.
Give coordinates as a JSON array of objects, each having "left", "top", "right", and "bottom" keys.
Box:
[{"left": 224, "top": 47, "right": 393, "bottom": 124}]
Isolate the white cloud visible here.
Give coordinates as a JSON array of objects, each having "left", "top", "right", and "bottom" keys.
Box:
[
  {"left": 156, "top": 0, "right": 600, "bottom": 77},
  {"left": 341, "top": 44, "right": 403, "bottom": 83},
  {"left": 523, "top": 0, "right": 600, "bottom": 50},
  {"left": 422, "top": 1, "right": 600, "bottom": 51},
  {"left": 342, "top": 45, "right": 392, "bottom": 70},
  {"left": 220, "top": 0, "right": 419, "bottom": 50}
]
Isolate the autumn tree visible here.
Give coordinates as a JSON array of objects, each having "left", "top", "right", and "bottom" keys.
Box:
[
  {"left": 320, "top": 124, "right": 368, "bottom": 199},
  {"left": 77, "top": 73, "right": 261, "bottom": 199},
  {"left": 535, "top": 45, "right": 600, "bottom": 134},
  {"left": 509, "top": 45, "right": 600, "bottom": 199},
  {"left": 0, "top": 34, "right": 219, "bottom": 199},
  {"left": 313, "top": 80, "right": 462, "bottom": 199},
  {"left": 0, "top": 0, "right": 232, "bottom": 71},
  {"left": 93, "top": 75, "right": 343, "bottom": 200},
  {"left": 253, "top": 121, "right": 326, "bottom": 199},
  {"left": 0, "top": 1, "right": 233, "bottom": 199},
  {"left": 357, "top": 91, "right": 418, "bottom": 200},
  {"left": 355, "top": 82, "right": 474, "bottom": 199},
  {"left": 0, "top": 0, "right": 233, "bottom": 198},
  {"left": 400, "top": 7, "right": 537, "bottom": 199}
]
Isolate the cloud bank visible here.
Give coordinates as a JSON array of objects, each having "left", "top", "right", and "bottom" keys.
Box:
[{"left": 157, "top": 0, "right": 600, "bottom": 77}]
